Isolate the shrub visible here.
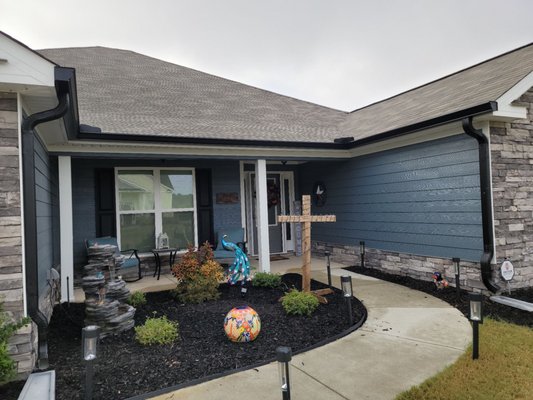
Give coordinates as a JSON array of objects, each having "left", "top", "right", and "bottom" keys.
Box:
[
  {"left": 135, "top": 316, "right": 179, "bottom": 346},
  {"left": 0, "top": 299, "right": 30, "bottom": 383},
  {"left": 171, "top": 242, "right": 224, "bottom": 303},
  {"left": 128, "top": 291, "right": 147, "bottom": 307},
  {"left": 253, "top": 272, "right": 282, "bottom": 288},
  {"left": 282, "top": 290, "right": 320, "bottom": 316}
]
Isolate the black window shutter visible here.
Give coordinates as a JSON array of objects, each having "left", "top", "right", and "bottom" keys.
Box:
[
  {"left": 195, "top": 169, "right": 214, "bottom": 246},
  {"left": 95, "top": 168, "right": 116, "bottom": 237}
]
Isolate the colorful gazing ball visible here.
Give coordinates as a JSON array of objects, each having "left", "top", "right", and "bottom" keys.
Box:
[{"left": 224, "top": 306, "right": 261, "bottom": 343}]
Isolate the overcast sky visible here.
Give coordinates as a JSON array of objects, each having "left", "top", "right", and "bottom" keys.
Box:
[{"left": 1, "top": 0, "right": 532, "bottom": 111}]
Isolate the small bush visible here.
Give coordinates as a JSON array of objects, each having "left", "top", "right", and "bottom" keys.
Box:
[
  {"left": 253, "top": 272, "right": 282, "bottom": 288},
  {"left": 282, "top": 290, "right": 320, "bottom": 316},
  {"left": 172, "top": 242, "right": 224, "bottom": 303},
  {"left": 127, "top": 291, "right": 147, "bottom": 307},
  {"left": 135, "top": 316, "right": 179, "bottom": 346},
  {"left": 0, "top": 299, "right": 30, "bottom": 383}
]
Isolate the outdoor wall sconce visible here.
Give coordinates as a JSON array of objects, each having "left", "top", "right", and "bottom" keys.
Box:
[
  {"left": 276, "top": 346, "right": 292, "bottom": 400},
  {"left": 82, "top": 325, "right": 101, "bottom": 400},
  {"left": 325, "top": 250, "right": 332, "bottom": 288},
  {"left": 468, "top": 293, "right": 483, "bottom": 360},
  {"left": 452, "top": 257, "right": 461, "bottom": 301},
  {"left": 341, "top": 275, "right": 354, "bottom": 325},
  {"left": 359, "top": 241, "right": 365, "bottom": 268}
]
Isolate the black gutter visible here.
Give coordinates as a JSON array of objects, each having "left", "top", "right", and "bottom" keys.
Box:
[
  {"left": 75, "top": 102, "right": 497, "bottom": 151},
  {"left": 462, "top": 117, "right": 500, "bottom": 293},
  {"left": 21, "top": 80, "right": 70, "bottom": 369}
]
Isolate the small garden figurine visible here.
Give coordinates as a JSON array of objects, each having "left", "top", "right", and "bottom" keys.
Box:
[{"left": 432, "top": 272, "right": 449, "bottom": 290}]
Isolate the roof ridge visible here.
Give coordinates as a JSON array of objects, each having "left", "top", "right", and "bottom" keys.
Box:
[{"left": 347, "top": 41, "right": 533, "bottom": 114}]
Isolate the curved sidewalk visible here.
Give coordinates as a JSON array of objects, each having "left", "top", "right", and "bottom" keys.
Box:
[{"left": 149, "top": 269, "right": 471, "bottom": 400}]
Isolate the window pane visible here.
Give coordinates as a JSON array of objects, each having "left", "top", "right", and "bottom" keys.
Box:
[
  {"left": 160, "top": 170, "right": 193, "bottom": 209},
  {"left": 118, "top": 171, "right": 154, "bottom": 211},
  {"left": 162, "top": 211, "right": 194, "bottom": 250},
  {"left": 120, "top": 213, "right": 155, "bottom": 252}
]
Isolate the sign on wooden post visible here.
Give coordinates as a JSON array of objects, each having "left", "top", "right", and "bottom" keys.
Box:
[{"left": 278, "top": 195, "right": 336, "bottom": 294}]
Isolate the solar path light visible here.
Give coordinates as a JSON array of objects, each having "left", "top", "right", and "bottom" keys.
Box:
[
  {"left": 360, "top": 241, "right": 365, "bottom": 268},
  {"left": 468, "top": 293, "right": 483, "bottom": 360},
  {"left": 452, "top": 258, "right": 461, "bottom": 302},
  {"left": 82, "top": 325, "right": 100, "bottom": 400},
  {"left": 325, "top": 250, "right": 332, "bottom": 288},
  {"left": 276, "top": 346, "right": 292, "bottom": 400},
  {"left": 341, "top": 275, "right": 354, "bottom": 325}
]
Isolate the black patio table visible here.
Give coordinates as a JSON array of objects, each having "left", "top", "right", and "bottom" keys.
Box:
[{"left": 151, "top": 248, "right": 179, "bottom": 280}]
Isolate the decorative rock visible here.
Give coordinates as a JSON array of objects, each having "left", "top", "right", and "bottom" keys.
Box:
[{"left": 224, "top": 306, "right": 261, "bottom": 342}]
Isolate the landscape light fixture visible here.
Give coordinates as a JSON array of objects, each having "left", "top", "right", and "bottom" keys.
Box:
[
  {"left": 341, "top": 275, "right": 354, "bottom": 325},
  {"left": 276, "top": 346, "right": 292, "bottom": 400},
  {"left": 325, "top": 250, "right": 332, "bottom": 288},
  {"left": 468, "top": 293, "right": 483, "bottom": 360},
  {"left": 82, "top": 325, "right": 101, "bottom": 400},
  {"left": 360, "top": 241, "right": 366, "bottom": 268},
  {"left": 452, "top": 258, "right": 461, "bottom": 302}
]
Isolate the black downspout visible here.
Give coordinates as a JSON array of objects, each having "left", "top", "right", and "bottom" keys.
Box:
[
  {"left": 462, "top": 117, "right": 500, "bottom": 293},
  {"left": 21, "top": 89, "right": 69, "bottom": 369}
]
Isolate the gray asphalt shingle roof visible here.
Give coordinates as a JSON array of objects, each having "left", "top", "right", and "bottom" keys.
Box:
[
  {"left": 39, "top": 47, "right": 346, "bottom": 143},
  {"left": 38, "top": 44, "right": 533, "bottom": 144}
]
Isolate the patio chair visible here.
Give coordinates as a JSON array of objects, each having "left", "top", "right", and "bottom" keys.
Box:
[
  {"left": 85, "top": 236, "right": 142, "bottom": 282},
  {"left": 213, "top": 228, "right": 247, "bottom": 261}
]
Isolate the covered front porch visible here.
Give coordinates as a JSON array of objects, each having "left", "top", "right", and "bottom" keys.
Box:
[{"left": 73, "top": 254, "right": 348, "bottom": 302}]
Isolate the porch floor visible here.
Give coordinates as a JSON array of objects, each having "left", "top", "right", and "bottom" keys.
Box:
[{"left": 73, "top": 254, "right": 346, "bottom": 303}]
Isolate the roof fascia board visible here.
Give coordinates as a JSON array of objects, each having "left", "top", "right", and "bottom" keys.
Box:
[{"left": 46, "top": 141, "right": 353, "bottom": 160}]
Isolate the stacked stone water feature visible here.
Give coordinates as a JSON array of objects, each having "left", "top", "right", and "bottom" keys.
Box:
[{"left": 82, "top": 244, "right": 136, "bottom": 337}]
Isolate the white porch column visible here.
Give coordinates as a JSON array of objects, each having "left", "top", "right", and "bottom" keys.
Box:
[
  {"left": 58, "top": 156, "right": 74, "bottom": 303},
  {"left": 255, "top": 159, "right": 270, "bottom": 273}
]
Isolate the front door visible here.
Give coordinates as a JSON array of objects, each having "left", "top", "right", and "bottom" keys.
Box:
[{"left": 244, "top": 171, "right": 294, "bottom": 255}]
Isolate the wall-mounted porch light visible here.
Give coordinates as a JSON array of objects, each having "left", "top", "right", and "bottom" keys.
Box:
[
  {"left": 82, "top": 325, "right": 100, "bottom": 400},
  {"left": 276, "top": 346, "right": 292, "bottom": 400},
  {"left": 341, "top": 275, "right": 354, "bottom": 325},
  {"left": 468, "top": 293, "right": 483, "bottom": 360}
]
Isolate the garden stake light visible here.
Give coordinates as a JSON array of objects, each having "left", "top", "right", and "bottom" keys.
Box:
[
  {"left": 325, "top": 250, "right": 332, "bottom": 288},
  {"left": 276, "top": 346, "right": 292, "bottom": 400},
  {"left": 360, "top": 241, "right": 365, "bottom": 268},
  {"left": 468, "top": 293, "right": 483, "bottom": 360},
  {"left": 453, "top": 257, "right": 461, "bottom": 302},
  {"left": 82, "top": 325, "right": 101, "bottom": 400},
  {"left": 341, "top": 275, "right": 354, "bottom": 325}
]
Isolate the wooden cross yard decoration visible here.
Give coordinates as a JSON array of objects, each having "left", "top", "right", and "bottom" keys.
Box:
[{"left": 278, "top": 195, "right": 336, "bottom": 294}]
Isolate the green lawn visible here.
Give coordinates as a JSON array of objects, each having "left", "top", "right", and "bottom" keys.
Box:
[{"left": 396, "top": 319, "right": 533, "bottom": 400}]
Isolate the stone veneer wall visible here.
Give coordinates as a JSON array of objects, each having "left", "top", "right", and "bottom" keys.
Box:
[
  {"left": 490, "top": 87, "right": 533, "bottom": 289},
  {"left": 0, "top": 92, "right": 36, "bottom": 378},
  {"left": 312, "top": 241, "right": 487, "bottom": 292}
]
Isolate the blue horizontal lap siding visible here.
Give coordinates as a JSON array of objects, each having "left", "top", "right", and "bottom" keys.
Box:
[
  {"left": 299, "top": 134, "right": 483, "bottom": 262},
  {"left": 34, "top": 138, "right": 59, "bottom": 295}
]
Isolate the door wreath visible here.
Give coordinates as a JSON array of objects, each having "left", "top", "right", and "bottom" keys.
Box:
[{"left": 267, "top": 181, "right": 280, "bottom": 208}]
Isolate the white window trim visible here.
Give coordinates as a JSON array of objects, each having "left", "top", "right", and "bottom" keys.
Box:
[{"left": 114, "top": 167, "right": 198, "bottom": 253}]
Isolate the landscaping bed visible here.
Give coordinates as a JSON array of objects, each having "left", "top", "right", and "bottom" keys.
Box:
[
  {"left": 344, "top": 265, "right": 533, "bottom": 327},
  {"left": 34, "top": 273, "right": 364, "bottom": 400}
]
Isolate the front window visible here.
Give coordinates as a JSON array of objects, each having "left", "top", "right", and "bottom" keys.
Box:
[{"left": 116, "top": 168, "right": 196, "bottom": 252}]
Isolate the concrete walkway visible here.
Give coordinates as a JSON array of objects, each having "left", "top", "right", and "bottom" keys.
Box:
[{"left": 148, "top": 264, "right": 471, "bottom": 400}]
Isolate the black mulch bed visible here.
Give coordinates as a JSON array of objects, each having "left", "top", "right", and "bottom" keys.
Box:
[
  {"left": 3, "top": 273, "right": 364, "bottom": 400},
  {"left": 344, "top": 265, "right": 533, "bottom": 328}
]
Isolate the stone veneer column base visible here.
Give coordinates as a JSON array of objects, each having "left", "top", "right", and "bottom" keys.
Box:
[{"left": 312, "top": 241, "right": 502, "bottom": 293}]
